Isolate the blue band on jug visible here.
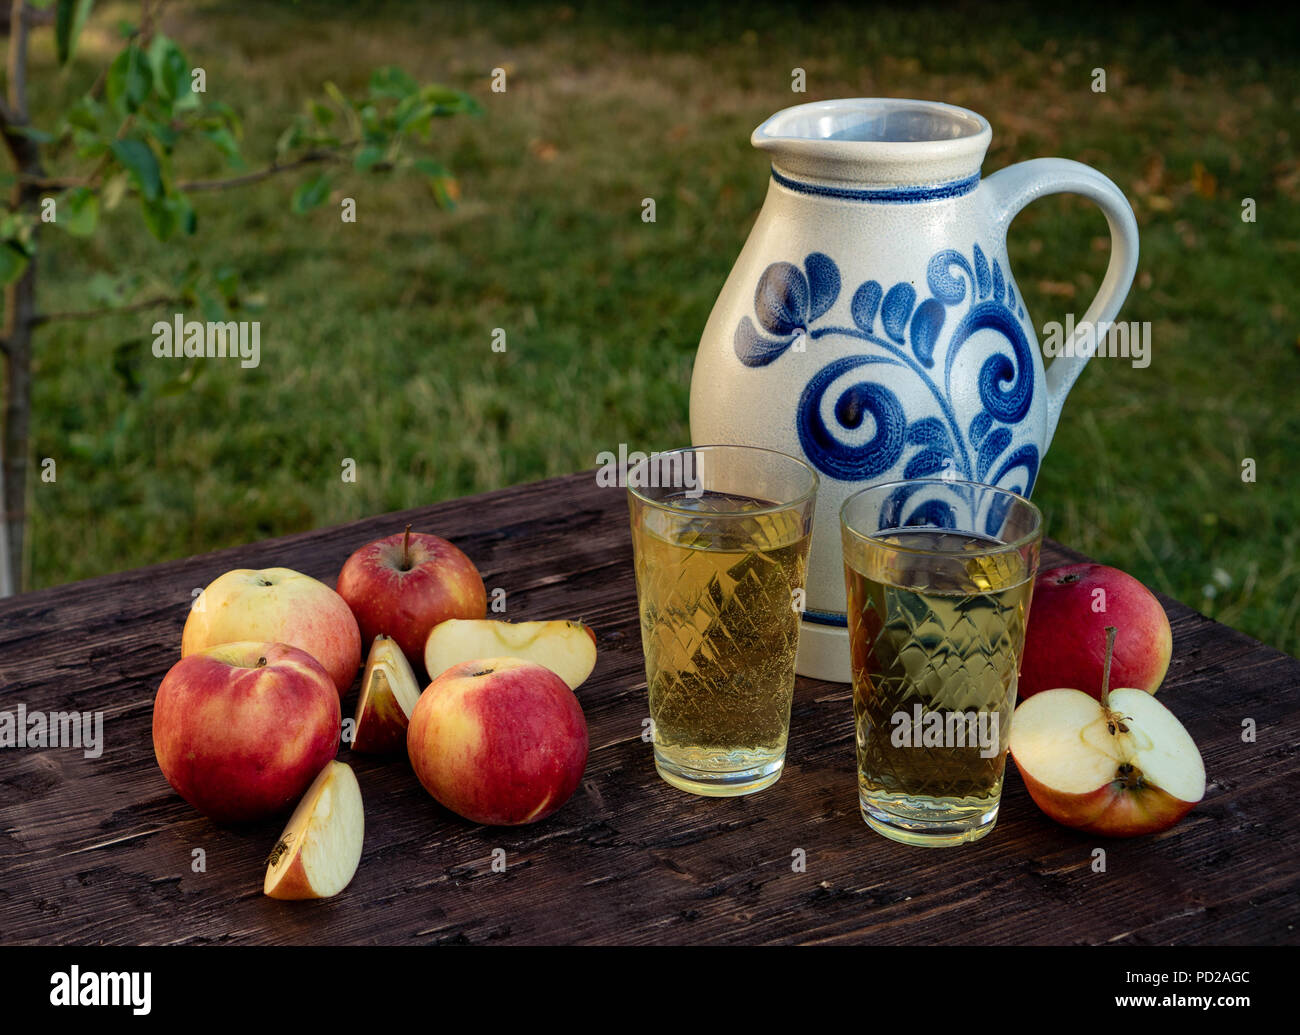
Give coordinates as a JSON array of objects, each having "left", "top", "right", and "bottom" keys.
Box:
[
  {"left": 771, "top": 167, "right": 981, "bottom": 204},
  {"left": 800, "top": 608, "right": 849, "bottom": 628}
]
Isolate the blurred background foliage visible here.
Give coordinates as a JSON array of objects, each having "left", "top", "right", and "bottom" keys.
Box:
[{"left": 17, "top": 0, "right": 1300, "bottom": 654}]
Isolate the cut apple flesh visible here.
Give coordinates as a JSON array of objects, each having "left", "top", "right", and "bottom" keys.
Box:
[
  {"left": 264, "top": 761, "right": 364, "bottom": 900},
  {"left": 1011, "top": 688, "right": 1205, "bottom": 803},
  {"left": 353, "top": 635, "right": 423, "bottom": 753},
  {"left": 424, "top": 619, "right": 597, "bottom": 690}
]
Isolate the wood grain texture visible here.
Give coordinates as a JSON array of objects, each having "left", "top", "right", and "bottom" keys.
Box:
[{"left": 0, "top": 470, "right": 1296, "bottom": 945}]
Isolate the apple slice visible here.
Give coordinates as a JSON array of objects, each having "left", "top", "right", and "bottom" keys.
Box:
[
  {"left": 264, "top": 761, "right": 364, "bottom": 900},
  {"left": 352, "top": 634, "right": 423, "bottom": 754},
  {"left": 1009, "top": 627, "right": 1205, "bottom": 837},
  {"left": 424, "top": 619, "right": 597, "bottom": 690}
]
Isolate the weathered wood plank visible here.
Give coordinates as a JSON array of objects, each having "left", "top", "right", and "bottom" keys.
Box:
[{"left": 1, "top": 470, "right": 1296, "bottom": 944}]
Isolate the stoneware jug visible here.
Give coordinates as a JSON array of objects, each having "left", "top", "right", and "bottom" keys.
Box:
[{"left": 689, "top": 98, "right": 1139, "bottom": 682}]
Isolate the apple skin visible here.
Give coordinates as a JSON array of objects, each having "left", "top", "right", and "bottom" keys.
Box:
[
  {"left": 336, "top": 531, "right": 487, "bottom": 672},
  {"left": 407, "top": 657, "right": 588, "bottom": 826},
  {"left": 1016, "top": 764, "right": 1199, "bottom": 837},
  {"left": 1018, "top": 564, "right": 1172, "bottom": 700},
  {"left": 153, "top": 642, "right": 342, "bottom": 823},
  {"left": 183, "top": 567, "right": 362, "bottom": 697}
]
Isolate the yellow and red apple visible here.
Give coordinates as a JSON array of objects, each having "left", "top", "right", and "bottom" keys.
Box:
[
  {"left": 1009, "top": 627, "right": 1205, "bottom": 837},
  {"left": 407, "top": 657, "right": 588, "bottom": 826},
  {"left": 337, "top": 526, "right": 486, "bottom": 672},
  {"left": 152, "top": 642, "right": 342, "bottom": 822},
  {"left": 423, "top": 618, "right": 597, "bottom": 689},
  {"left": 183, "top": 567, "right": 362, "bottom": 696},
  {"left": 1018, "top": 564, "right": 1172, "bottom": 700}
]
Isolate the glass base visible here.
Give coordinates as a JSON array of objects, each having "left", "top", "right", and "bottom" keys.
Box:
[
  {"left": 859, "top": 791, "right": 1000, "bottom": 847},
  {"left": 654, "top": 749, "right": 785, "bottom": 797}
]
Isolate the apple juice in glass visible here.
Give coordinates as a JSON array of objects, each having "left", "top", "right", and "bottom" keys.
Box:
[
  {"left": 841, "top": 479, "right": 1041, "bottom": 846},
  {"left": 628, "top": 446, "right": 816, "bottom": 796}
]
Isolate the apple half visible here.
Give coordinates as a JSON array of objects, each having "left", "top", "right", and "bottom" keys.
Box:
[
  {"left": 1009, "top": 627, "right": 1205, "bottom": 837},
  {"left": 264, "top": 761, "right": 364, "bottom": 900},
  {"left": 424, "top": 619, "right": 597, "bottom": 690},
  {"left": 352, "top": 634, "right": 423, "bottom": 754}
]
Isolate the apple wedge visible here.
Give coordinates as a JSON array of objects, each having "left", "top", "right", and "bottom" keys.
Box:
[
  {"left": 1009, "top": 627, "right": 1205, "bottom": 837},
  {"left": 352, "top": 634, "right": 422, "bottom": 754},
  {"left": 264, "top": 761, "right": 364, "bottom": 900},
  {"left": 424, "top": 619, "right": 597, "bottom": 690}
]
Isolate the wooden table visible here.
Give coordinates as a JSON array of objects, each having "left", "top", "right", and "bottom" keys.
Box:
[{"left": 1, "top": 471, "right": 1296, "bottom": 945}]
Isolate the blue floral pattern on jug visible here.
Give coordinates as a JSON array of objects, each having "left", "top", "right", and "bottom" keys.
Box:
[{"left": 733, "top": 245, "right": 1040, "bottom": 530}]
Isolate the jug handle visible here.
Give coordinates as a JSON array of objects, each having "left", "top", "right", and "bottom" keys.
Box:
[{"left": 981, "top": 158, "right": 1139, "bottom": 446}]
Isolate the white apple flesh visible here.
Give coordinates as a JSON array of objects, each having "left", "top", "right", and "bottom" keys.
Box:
[
  {"left": 264, "top": 761, "right": 365, "bottom": 900},
  {"left": 424, "top": 619, "right": 597, "bottom": 690},
  {"left": 1009, "top": 627, "right": 1205, "bottom": 837},
  {"left": 352, "top": 634, "right": 423, "bottom": 754}
]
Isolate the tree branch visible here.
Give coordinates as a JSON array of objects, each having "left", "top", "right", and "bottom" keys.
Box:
[
  {"left": 176, "top": 146, "right": 351, "bottom": 192},
  {"left": 32, "top": 294, "right": 184, "bottom": 327},
  {"left": 7, "top": 0, "right": 28, "bottom": 120}
]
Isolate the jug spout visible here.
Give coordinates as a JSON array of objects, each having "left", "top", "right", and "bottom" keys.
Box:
[{"left": 753, "top": 98, "right": 991, "bottom": 192}]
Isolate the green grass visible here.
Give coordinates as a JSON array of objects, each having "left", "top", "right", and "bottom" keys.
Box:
[{"left": 19, "top": 1, "right": 1300, "bottom": 655}]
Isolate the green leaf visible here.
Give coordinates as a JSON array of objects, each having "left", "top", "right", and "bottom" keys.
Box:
[
  {"left": 393, "top": 96, "right": 434, "bottom": 136},
  {"left": 354, "top": 145, "right": 386, "bottom": 171},
  {"left": 275, "top": 120, "right": 305, "bottom": 158},
  {"left": 291, "top": 173, "right": 331, "bottom": 213},
  {"left": 428, "top": 176, "right": 460, "bottom": 211},
  {"left": 148, "top": 35, "right": 190, "bottom": 106},
  {"left": 309, "top": 100, "right": 335, "bottom": 126},
  {"left": 56, "top": 0, "right": 94, "bottom": 66},
  {"left": 197, "top": 289, "right": 226, "bottom": 323},
  {"left": 213, "top": 267, "right": 241, "bottom": 304},
  {"left": 9, "top": 125, "right": 55, "bottom": 144},
  {"left": 101, "top": 172, "right": 129, "bottom": 211},
  {"left": 322, "top": 81, "right": 351, "bottom": 111},
  {"left": 106, "top": 43, "right": 153, "bottom": 114},
  {"left": 64, "top": 96, "right": 104, "bottom": 132},
  {"left": 203, "top": 127, "right": 244, "bottom": 167},
  {"left": 419, "top": 84, "right": 482, "bottom": 116},
  {"left": 61, "top": 187, "right": 99, "bottom": 237},
  {"left": 141, "top": 193, "right": 194, "bottom": 241},
  {"left": 412, "top": 158, "right": 449, "bottom": 179},
  {"left": 369, "top": 66, "right": 418, "bottom": 100},
  {"left": 0, "top": 243, "right": 29, "bottom": 286},
  {"left": 138, "top": 116, "right": 179, "bottom": 152},
  {"left": 208, "top": 102, "right": 243, "bottom": 139},
  {"left": 110, "top": 138, "right": 162, "bottom": 200}
]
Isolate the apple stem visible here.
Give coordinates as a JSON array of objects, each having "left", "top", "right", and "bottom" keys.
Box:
[
  {"left": 1100, "top": 625, "right": 1117, "bottom": 709},
  {"left": 402, "top": 524, "right": 412, "bottom": 571},
  {"left": 256, "top": 656, "right": 268, "bottom": 668}
]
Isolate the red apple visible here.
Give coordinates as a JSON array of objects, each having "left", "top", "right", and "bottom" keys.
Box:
[
  {"left": 1018, "top": 563, "right": 1172, "bottom": 700},
  {"left": 183, "top": 567, "right": 362, "bottom": 696},
  {"left": 153, "top": 642, "right": 342, "bottom": 822},
  {"left": 407, "top": 657, "right": 588, "bottom": 826},
  {"left": 1010, "top": 627, "right": 1205, "bottom": 837},
  {"left": 337, "top": 525, "right": 487, "bottom": 672}
]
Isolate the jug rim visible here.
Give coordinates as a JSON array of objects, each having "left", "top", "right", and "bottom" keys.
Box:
[{"left": 753, "top": 98, "right": 992, "bottom": 190}]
